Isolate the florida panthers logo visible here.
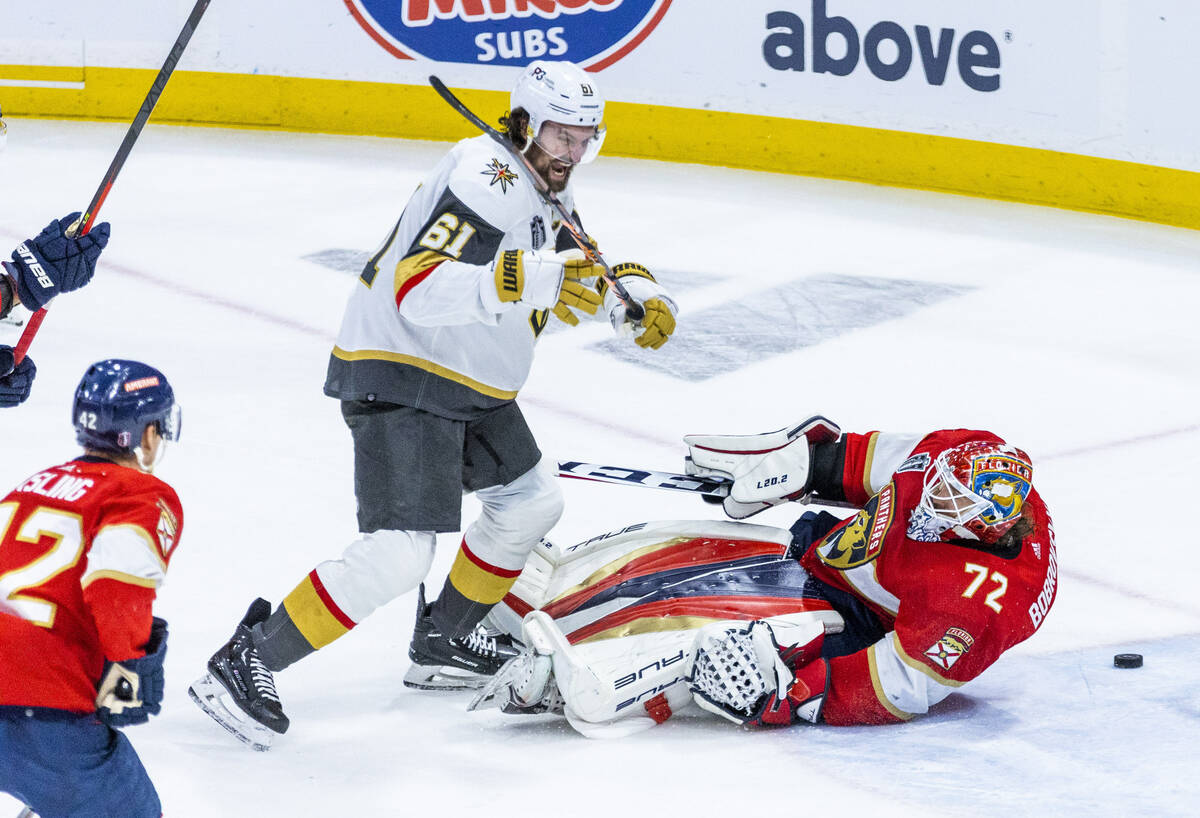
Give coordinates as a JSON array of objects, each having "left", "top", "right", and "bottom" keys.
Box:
[
  {"left": 970, "top": 453, "right": 1032, "bottom": 525},
  {"left": 818, "top": 486, "right": 895, "bottom": 570},
  {"left": 482, "top": 158, "right": 519, "bottom": 193}
]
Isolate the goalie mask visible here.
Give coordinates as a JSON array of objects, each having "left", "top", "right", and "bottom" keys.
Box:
[
  {"left": 510, "top": 60, "right": 606, "bottom": 165},
  {"left": 912, "top": 442, "right": 1033, "bottom": 544}
]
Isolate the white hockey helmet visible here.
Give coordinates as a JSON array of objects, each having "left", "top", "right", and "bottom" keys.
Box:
[{"left": 510, "top": 60, "right": 606, "bottom": 165}]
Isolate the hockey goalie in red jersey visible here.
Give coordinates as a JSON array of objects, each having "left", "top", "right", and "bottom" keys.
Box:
[
  {"left": 0, "top": 359, "right": 182, "bottom": 817},
  {"left": 470, "top": 417, "right": 1056, "bottom": 735}
]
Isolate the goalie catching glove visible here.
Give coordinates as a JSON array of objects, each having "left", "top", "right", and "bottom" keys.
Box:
[
  {"left": 601, "top": 262, "right": 677, "bottom": 349},
  {"left": 95, "top": 617, "right": 168, "bottom": 727},
  {"left": 685, "top": 415, "right": 840, "bottom": 519},
  {"left": 487, "top": 247, "right": 602, "bottom": 324},
  {"left": 689, "top": 619, "right": 827, "bottom": 727}
]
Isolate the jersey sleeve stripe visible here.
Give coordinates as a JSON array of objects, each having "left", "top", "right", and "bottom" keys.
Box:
[
  {"left": 80, "top": 569, "right": 158, "bottom": 590},
  {"left": 867, "top": 433, "right": 925, "bottom": 494},
  {"left": 860, "top": 432, "right": 881, "bottom": 499},
  {"left": 835, "top": 561, "right": 901, "bottom": 618},
  {"left": 83, "top": 524, "right": 166, "bottom": 589},
  {"left": 866, "top": 640, "right": 916, "bottom": 721},
  {"left": 393, "top": 250, "right": 446, "bottom": 302}
]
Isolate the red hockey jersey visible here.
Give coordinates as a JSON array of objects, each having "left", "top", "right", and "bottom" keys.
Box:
[
  {"left": 799, "top": 430, "right": 1056, "bottom": 725},
  {"left": 0, "top": 456, "right": 183, "bottom": 713}
]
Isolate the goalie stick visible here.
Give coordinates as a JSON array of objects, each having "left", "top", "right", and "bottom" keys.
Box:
[
  {"left": 556, "top": 460, "right": 858, "bottom": 510},
  {"left": 427, "top": 75, "right": 644, "bottom": 323},
  {"left": 558, "top": 459, "right": 732, "bottom": 500},
  {"left": 12, "top": 0, "right": 212, "bottom": 364}
]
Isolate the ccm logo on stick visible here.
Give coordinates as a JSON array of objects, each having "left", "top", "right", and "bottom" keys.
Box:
[{"left": 764, "top": 1, "right": 1003, "bottom": 92}]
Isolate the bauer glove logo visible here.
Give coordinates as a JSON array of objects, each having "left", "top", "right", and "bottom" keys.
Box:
[{"left": 16, "top": 243, "right": 52, "bottom": 290}]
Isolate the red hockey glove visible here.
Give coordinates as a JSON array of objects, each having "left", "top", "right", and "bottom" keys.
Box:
[{"left": 746, "top": 651, "right": 828, "bottom": 727}]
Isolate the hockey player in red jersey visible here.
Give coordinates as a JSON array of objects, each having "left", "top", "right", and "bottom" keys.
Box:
[
  {"left": 0, "top": 359, "right": 182, "bottom": 816},
  {"left": 473, "top": 417, "right": 1056, "bottom": 734},
  {"left": 698, "top": 421, "right": 1056, "bottom": 726}
]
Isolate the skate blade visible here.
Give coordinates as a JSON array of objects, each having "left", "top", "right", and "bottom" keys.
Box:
[
  {"left": 466, "top": 652, "right": 529, "bottom": 711},
  {"left": 188, "top": 673, "right": 275, "bottom": 752},
  {"left": 402, "top": 662, "right": 491, "bottom": 691}
]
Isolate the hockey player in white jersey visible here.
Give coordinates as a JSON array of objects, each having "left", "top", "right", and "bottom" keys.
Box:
[{"left": 190, "top": 61, "right": 679, "bottom": 749}]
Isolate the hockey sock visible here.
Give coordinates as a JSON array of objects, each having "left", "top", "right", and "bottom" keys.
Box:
[
  {"left": 252, "top": 603, "right": 317, "bottom": 672},
  {"left": 275, "top": 570, "right": 357, "bottom": 655},
  {"left": 429, "top": 539, "right": 522, "bottom": 638}
]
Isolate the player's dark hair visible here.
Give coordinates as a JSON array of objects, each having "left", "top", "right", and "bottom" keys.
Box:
[{"left": 500, "top": 107, "right": 530, "bottom": 149}]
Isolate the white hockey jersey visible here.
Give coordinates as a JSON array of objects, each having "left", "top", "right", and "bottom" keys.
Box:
[{"left": 324, "top": 134, "right": 581, "bottom": 419}]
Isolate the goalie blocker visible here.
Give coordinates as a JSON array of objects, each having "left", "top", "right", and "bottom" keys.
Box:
[{"left": 684, "top": 416, "right": 841, "bottom": 519}]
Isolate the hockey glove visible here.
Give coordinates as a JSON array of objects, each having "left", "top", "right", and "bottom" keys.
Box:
[
  {"left": 552, "top": 250, "right": 605, "bottom": 326},
  {"left": 489, "top": 248, "right": 602, "bottom": 322},
  {"left": 96, "top": 617, "right": 167, "bottom": 727},
  {"left": 0, "top": 346, "right": 35, "bottom": 408},
  {"left": 601, "top": 263, "right": 677, "bottom": 349},
  {"left": 6, "top": 212, "right": 110, "bottom": 311},
  {"left": 684, "top": 416, "right": 841, "bottom": 519},
  {"left": 689, "top": 619, "right": 827, "bottom": 728}
]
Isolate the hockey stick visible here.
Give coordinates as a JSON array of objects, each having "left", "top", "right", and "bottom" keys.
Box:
[
  {"left": 558, "top": 460, "right": 732, "bottom": 499},
  {"left": 11, "top": 0, "right": 212, "bottom": 364},
  {"left": 557, "top": 460, "right": 859, "bottom": 510},
  {"left": 428, "top": 75, "right": 644, "bottom": 322}
]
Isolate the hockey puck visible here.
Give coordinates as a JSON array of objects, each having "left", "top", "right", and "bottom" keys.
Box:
[{"left": 1113, "top": 653, "right": 1143, "bottom": 669}]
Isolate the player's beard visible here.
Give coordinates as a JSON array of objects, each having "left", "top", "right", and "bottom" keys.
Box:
[{"left": 528, "top": 143, "right": 574, "bottom": 193}]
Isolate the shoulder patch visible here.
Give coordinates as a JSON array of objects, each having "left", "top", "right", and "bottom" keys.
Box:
[
  {"left": 481, "top": 158, "right": 519, "bottom": 193},
  {"left": 155, "top": 498, "right": 179, "bottom": 558},
  {"left": 896, "top": 452, "right": 931, "bottom": 473},
  {"left": 818, "top": 483, "right": 896, "bottom": 570},
  {"left": 924, "top": 627, "right": 974, "bottom": 670},
  {"left": 530, "top": 215, "right": 546, "bottom": 249}
]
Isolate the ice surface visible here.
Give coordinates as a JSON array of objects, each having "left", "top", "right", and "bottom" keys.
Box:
[{"left": 2, "top": 119, "right": 1199, "bottom": 817}]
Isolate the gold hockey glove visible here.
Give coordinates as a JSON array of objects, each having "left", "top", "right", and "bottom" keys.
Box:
[{"left": 600, "top": 262, "right": 678, "bottom": 349}]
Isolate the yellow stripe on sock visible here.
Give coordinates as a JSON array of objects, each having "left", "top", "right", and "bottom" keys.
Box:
[
  {"left": 447, "top": 546, "right": 521, "bottom": 606},
  {"left": 282, "top": 574, "right": 351, "bottom": 649}
]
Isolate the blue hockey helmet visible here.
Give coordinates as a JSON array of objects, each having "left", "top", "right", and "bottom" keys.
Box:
[{"left": 73, "top": 359, "right": 181, "bottom": 454}]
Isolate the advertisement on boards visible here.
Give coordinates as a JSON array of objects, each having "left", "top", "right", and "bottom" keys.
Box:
[{"left": 343, "top": 0, "right": 673, "bottom": 71}]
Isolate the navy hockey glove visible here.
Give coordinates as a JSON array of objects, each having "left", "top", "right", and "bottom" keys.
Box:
[
  {"left": 96, "top": 617, "right": 167, "bottom": 727},
  {"left": 6, "top": 212, "right": 110, "bottom": 311},
  {"left": 0, "top": 346, "right": 36, "bottom": 408}
]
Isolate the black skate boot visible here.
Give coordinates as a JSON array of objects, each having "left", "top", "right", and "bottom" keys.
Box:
[
  {"left": 188, "top": 598, "right": 289, "bottom": 751},
  {"left": 403, "top": 584, "right": 520, "bottom": 691}
]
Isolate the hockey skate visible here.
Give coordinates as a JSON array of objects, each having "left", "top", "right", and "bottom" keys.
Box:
[
  {"left": 189, "top": 598, "right": 289, "bottom": 751},
  {"left": 467, "top": 645, "right": 564, "bottom": 715},
  {"left": 404, "top": 584, "right": 521, "bottom": 691}
]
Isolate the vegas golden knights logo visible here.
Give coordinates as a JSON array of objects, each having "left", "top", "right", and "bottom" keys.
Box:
[{"left": 529, "top": 308, "right": 549, "bottom": 337}]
